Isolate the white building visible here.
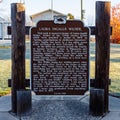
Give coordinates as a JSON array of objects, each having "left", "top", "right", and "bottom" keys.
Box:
[
  {"left": 0, "top": 9, "right": 66, "bottom": 40},
  {"left": 0, "top": 14, "right": 32, "bottom": 41},
  {"left": 0, "top": 16, "right": 11, "bottom": 40},
  {"left": 30, "top": 9, "right": 66, "bottom": 25}
]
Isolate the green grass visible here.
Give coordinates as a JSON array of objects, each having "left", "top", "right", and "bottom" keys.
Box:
[
  {"left": 0, "top": 58, "right": 11, "bottom": 96},
  {"left": 90, "top": 42, "right": 120, "bottom": 96},
  {"left": 0, "top": 42, "right": 120, "bottom": 96},
  {"left": 90, "top": 61, "right": 120, "bottom": 95},
  {"left": 109, "top": 62, "right": 120, "bottom": 95},
  {"left": 0, "top": 45, "right": 11, "bottom": 49},
  {"left": 0, "top": 88, "right": 11, "bottom": 97},
  {"left": 0, "top": 59, "right": 30, "bottom": 96}
]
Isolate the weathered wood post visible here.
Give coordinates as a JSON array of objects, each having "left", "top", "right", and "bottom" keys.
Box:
[
  {"left": 90, "top": 1, "right": 111, "bottom": 115},
  {"left": 11, "top": 3, "right": 26, "bottom": 113},
  {"left": 17, "top": 90, "right": 31, "bottom": 116}
]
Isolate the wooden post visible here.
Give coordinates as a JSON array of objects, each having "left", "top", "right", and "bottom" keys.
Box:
[
  {"left": 90, "top": 88, "right": 104, "bottom": 116},
  {"left": 90, "top": 1, "right": 111, "bottom": 115},
  {"left": 11, "top": 3, "right": 26, "bottom": 113},
  {"left": 17, "top": 90, "right": 32, "bottom": 116}
]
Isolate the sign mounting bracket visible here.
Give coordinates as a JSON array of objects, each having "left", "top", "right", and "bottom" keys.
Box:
[{"left": 54, "top": 16, "right": 67, "bottom": 24}]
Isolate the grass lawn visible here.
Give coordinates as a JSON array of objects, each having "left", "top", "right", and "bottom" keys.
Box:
[
  {"left": 0, "top": 59, "right": 30, "bottom": 96},
  {"left": 0, "top": 60, "right": 11, "bottom": 96},
  {"left": 0, "top": 41, "right": 120, "bottom": 96}
]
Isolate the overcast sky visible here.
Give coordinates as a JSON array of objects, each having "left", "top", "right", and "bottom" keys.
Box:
[
  {"left": 0, "top": 0, "right": 119, "bottom": 15},
  {"left": 0, "top": 0, "right": 119, "bottom": 24}
]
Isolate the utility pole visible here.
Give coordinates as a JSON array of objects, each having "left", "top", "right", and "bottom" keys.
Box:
[
  {"left": 51, "top": 0, "right": 53, "bottom": 20},
  {"left": 81, "top": 0, "right": 83, "bottom": 20},
  {"left": 20, "top": 0, "right": 25, "bottom": 3}
]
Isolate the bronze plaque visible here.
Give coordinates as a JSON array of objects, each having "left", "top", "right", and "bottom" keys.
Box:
[{"left": 31, "top": 20, "right": 90, "bottom": 95}]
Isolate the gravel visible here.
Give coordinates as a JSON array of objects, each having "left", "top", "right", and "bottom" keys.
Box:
[{"left": 20, "top": 99, "right": 103, "bottom": 120}]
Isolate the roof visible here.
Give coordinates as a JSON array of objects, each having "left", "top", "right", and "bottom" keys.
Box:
[
  {"left": 0, "top": 14, "right": 11, "bottom": 23},
  {"left": 0, "top": 16, "right": 5, "bottom": 21},
  {"left": 30, "top": 9, "right": 66, "bottom": 20}
]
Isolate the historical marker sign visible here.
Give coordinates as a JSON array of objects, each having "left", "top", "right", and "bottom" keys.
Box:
[{"left": 31, "top": 18, "right": 90, "bottom": 95}]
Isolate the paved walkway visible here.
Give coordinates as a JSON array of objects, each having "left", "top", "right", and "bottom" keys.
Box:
[
  {"left": 0, "top": 94, "right": 120, "bottom": 120},
  {"left": 0, "top": 95, "right": 17, "bottom": 120}
]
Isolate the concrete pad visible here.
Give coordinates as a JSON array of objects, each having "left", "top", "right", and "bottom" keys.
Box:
[
  {"left": 109, "top": 96, "right": 120, "bottom": 112},
  {"left": 102, "top": 112, "right": 120, "bottom": 120},
  {"left": 80, "top": 95, "right": 120, "bottom": 111},
  {"left": 32, "top": 95, "right": 87, "bottom": 101},
  {"left": 80, "top": 95, "right": 89, "bottom": 104},
  {"left": 0, "top": 95, "right": 11, "bottom": 111},
  {"left": 0, "top": 94, "right": 120, "bottom": 120},
  {"left": 0, "top": 112, "right": 18, "bottom": 120}
]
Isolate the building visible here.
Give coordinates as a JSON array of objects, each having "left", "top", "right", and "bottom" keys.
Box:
[
  {"left": 0, "top": 9, "right": 66, "bottom": 40},
  {"left": 0, "top": 14, "right": 32, "bottom": 41},
  {"left": 0, "top": 16, "right": 11, "bottom": 40},
  {"left": 30, "top": 9, "right": 66, "bottom": 25}
]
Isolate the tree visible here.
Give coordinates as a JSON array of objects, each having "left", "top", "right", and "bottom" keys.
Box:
[
  {"left": 111, "top": 4, "right": 120, "bottom": 44},
  {"left": 67, "top": 13, "right": 74, "bottom": 20}
]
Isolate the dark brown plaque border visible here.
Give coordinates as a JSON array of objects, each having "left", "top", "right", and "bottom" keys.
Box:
[{"left": 30, "top": 20, "right": 90, "bottom": 95}]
